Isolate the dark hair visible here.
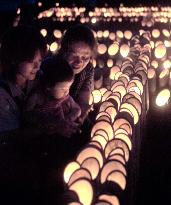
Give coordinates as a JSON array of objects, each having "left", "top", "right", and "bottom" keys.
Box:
[
  {"left": 0, "top": 25, "right": 47, "bottom": 80},
  {"left": 41, "top": 57, "right": 74, "bottom": 88},
  {"left": 59, "top": 24, "right": 97, "bottom": 57}
]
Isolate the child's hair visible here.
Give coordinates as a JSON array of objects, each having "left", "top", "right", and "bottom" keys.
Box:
[{"left": 41, "top": 57, "right": 74, "bottom": 88}]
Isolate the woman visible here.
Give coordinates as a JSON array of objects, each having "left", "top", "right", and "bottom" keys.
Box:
[
  {"left": 57, "top": 24, "right": 97, "bottom": 124},
  {"left": 0, "top": 25, "right": 47, "bottom": 134}
]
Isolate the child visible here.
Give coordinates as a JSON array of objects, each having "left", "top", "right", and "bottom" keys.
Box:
[{"left": 24, "top": 57, "right": 81, "bottom": 137}]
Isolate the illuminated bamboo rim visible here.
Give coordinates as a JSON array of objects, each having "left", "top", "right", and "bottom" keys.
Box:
[
  {"left": 108, "top": 153, "right": 126, "bottom": 165},
  {"left": 97, "top": 43, "right": 107, "bottom": 55},
  {"left": 109, "top": 148, "right": 125, "bottom": 159},
  {"left": 114, "top": 128, "right": 129, "bottom": 136},
  {"left": 135, "top": 70, "right": 147, "bottom": 85},
  {"left": 111, "top": 81, "right": 124, "bottom": 91},
  {"left": 107, "top": 170, "right": 126, "bottom": 190},
  {"left": 40, "top": 28, "right": 47, "bottom": 37},
  {"left": 115, "top": 133, "right": 132, "bottom": 151},
  {"left": 76, "top": 145, "right": 104, "bottom": 168},
  {"left": 100, "top": 160, "right": 127, "bottom": 184},
  {"left": 147, "top": 68, "right": 156, "bottom": 79},
  {"left": 109, "top": 66, "right": 121, "bottom": 80},
  {"left": 120, "top": 63, "right": 134, "bottom": 72},
  {"left": 53, "top": 29, "right": 62, "bottom": 38},
  {"left": 159, "top": 68, "right": 169, "bottom": 80},
  {"left": 113, "top": 118, "right": 132, "bottom": 136},
  {"left": 127, "top": 82, "right": 141, "bottom": 96},
  {"left": 90, "top": 89, "right": 102, "bottom": 104},
  {"left": 81, "top": 157, "right": 100, "bottom": 180},
  {"left": 123, "top": 96, "right": 142, "bottom": 115},
  {"left": 120, "top": 44, "right": 130, "bottom": 58},
  {"left": 105, "top": 139, "right": 129, "bottom": 162},
  {"left": 106, "top": 94, "right": 121, "bottom": 110},
  {"left": 152, "top": 29, "right": 160, "bottom": 38},
  {"left": 98, "top": 194, "right": 120, "bottom": 205},
  {"left": 108, "top": 42, "right": 119, "bottom": 56},
  {"left": 154, "top": 43, "right": 167, "bottom": 59},
  {"left": 99, "top": 101, "right": 115, "bottom": 113},
  {"left": 105, "top": 106, "right": 117, "bottom": 123},
  {"left": 156, "top": 89, "right": 170, "bottom": 107},
  {"left": 64, "top": 161, "right": 80, "bottom": 183},
  {"left": 92, "top": 129, "right": 109, "bottom": 141},
  {"left": 114, "top": 71, "right": 123, "bottom": 80},
  {"left": 68, "top": 168, "right": 92, "bottom": 187},
  {"left": 124, "top": 30, "right": 132, "bottom": 40},
  {"left": 91, "top": 134, "right": 108, "bottom": 150},
  {"left": 68, "top": 202, "right": 83, "bottom": 205},
  {"left": 69, "top": 179, "right": 93, "bottom": 205},
  {"left": 101, "top": 90, "right": 113, "bottom": 102},
  {"left": 99, "top": 87, "right": 108, "bottom": 96},
  {"left": 120, "top": 102, "right": 139, "bottom": 125},
  {"left": 91, "top": 120, "right": 114, "bottom": 141},
  {"left": 96, "top": 111, "right": 111, "bottom": 121},
  {"left": 112, "top": 85, "right": 127, "bottom": 100},
  {"left": 89, "top": 140, "right": 103, "bottom": 150},
  {"left": 96, "top": 114, "right": 111, "bottom": 123}
]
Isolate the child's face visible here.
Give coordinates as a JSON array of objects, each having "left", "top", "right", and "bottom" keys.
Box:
[{"left": 50, "top": 80, "right": 73, "bottom": 99}]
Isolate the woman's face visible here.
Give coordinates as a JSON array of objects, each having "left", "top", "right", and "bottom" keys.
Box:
[
  {"left": 17, "top": 50, "right": 42, "bottom": 81},
  {"left": 66, "top": 42, "right": 92, "bottom": 74},
  {"left": 49, "top": 80, "right": 73, "bottom": 100}
]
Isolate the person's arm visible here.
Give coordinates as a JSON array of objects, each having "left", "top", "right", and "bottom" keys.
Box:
[
  {"left": 76, "top": 66, "right": 94, "bottom": 123},
  {"left": 66, "top": 96, "right": 81, "bottom": 122}
]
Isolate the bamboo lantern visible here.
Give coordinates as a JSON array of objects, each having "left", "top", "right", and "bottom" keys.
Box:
[
  {"left": 99, "top": 88, "right": 108, "bottom": 96},
  {"left": 68, "top": 202, "right": 83, "bottom": 205},
  {"left": 120, "top": 44, "right": 130, "bottom": 58},
  {"left": 163, "top": 60, "right": 171, "bottom": 69},
  {"left": 152, "top": 29, "right": 160, "bottom": 38},
  {"left": 115, "top": 133, "right": 132, "bottom": 151},
  {"left": 147, "top": 68, "right": 156, "bottom": 93},
  {"left": 120, "top": 102, "right": 139, "bottom": 125},
  {"left": 124, "top": 30, "right": 132, "bottom": 40},
  {"left": 97, "top": 30, "right": 103, "bottom": 39},
  {"left": 89, "top": 141, "right": 103, "bottom": 150},
  {"left": 101, "top": 91, "right": 113, "bottom": 102},
  {"left": 159, "top": 68, "right": 169, "bottom": 88},
  {"left": 64, "top": 161, "right": 80, "bottom": 184},
  {"left": 97, "top": 44, "right": 107, "bottom": 55},
  {"left": 116, "top": 30, "right": 124, "bottom": 38},
  {"left": 96, "top": 111, "right": 111, "bottom": 121},
  {"left": 108, "top": 148, "right": 125, "bottom": 159},
  {"left": 81, "top": 157, "right": 100, "bottom": 180},
  {"left": 40, "top": 28, "right": 47, "bottom": 37},
  {"left": 99, "top": 101, "right": 114, "bottom": 113},
  {"left": 69, "top": 179, "right": 93, "bottom": 205},
  {"left": 92, "top": 129, "right": 109, "bottom": 141},
  {"left": 53, "top": 29, "right": 62, "bottom": 38},
  {"left": 91, "top": 134, "right": 108, "bottom": 150},
  {"left": 91, "top": 89, "right": 102, "bottom": 104},
  {"left": 124, "top": 96, "right": 142, "bottom": 116},
  {"left": 98, "top": 194, "right": 120, "bottom": 205},
  {"left": 109, "top": 66, "right": 121, "bottom": 80},
  {"left": 68, "top": 168, "right": 92, "bottom": 187},
  {"left": 108, "top": 153, "right": 126, "bottom": 165},
  {"left": 105, "top": 106, "right": 117, "bottom": 123},
  {"left": 114, "top": 128, "right": 129, "bottom": 136},
  {"left": 108, "top": 42, "right": 119, "bottom": 56},
  {"left": 91, "top": 120, "right": 114, "bottom": 141},
  {"left": 104, "top": 139, "right": 129, "bottom": 162},
  {"left": 49, "top": 42, "right": 58, "bottom": 52},
  {"left": 156, "top": 89, "right": 170, "bottom": 107},
  {"left": 106, "top": 94, "right": 121, "bottom": 110},
  {"left": 109, "top": 32, "right": 116, "bottom": 41},
  {"left": 154, "top": 43, "right": 167, "bottom": 59},
  {"left": 136, "top": 70, "right": 147, "bottom": 85},
  {"left": 76, "top": 145, "right": 104, "bottom": 168},
  {"left": 128, "top": 91, "right": 142, "bottom": 103},
  {"left": 111, "top": 81, "right": 124, "bottom": 91},
  {"left": 107, "top": 170, "right": 126, "bottom": 190},
  {"left": 113, "top": 118, "right": 132, "bottom": 136},
  {"left": 111, "top": 85, "right": 127, "bottom": 100},
  {"left": 107, "top": 59, "right": 113, "bottom": 68},
  {"left": 162, "top": 29, "right": 170, "bottom": 37},
  {"left": 151, "top": 60, "right": 158, "bottom": 69},
  {"left": 100, "top": 160, "right": 127, "bottom": 184}
]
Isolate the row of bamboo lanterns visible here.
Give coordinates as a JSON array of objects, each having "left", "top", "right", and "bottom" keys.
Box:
[{"left": 62, "top": 32, "right": 151, "bottom": 205}]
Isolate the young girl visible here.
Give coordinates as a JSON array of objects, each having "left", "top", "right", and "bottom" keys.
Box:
[{"left": 24, "top": 57, "right": 81, "bottom": 137}]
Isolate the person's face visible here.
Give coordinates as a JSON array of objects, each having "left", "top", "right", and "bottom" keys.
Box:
[
  {"left": 17, "top": 50, "right": 42, "bottom": 81},
  {"left": 66, "top": 42, "right": 92, "bottom": 74},
  {"left": 49, "top": 80, "right": 73, "bottom": 100}
]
